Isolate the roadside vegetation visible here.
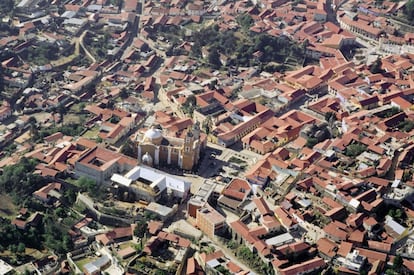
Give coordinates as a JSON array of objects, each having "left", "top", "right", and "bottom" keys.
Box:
[{"left": 224, "top": 238, "right": 274, "bottom": 275}]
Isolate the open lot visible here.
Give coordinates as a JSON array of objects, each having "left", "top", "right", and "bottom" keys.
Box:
[
  {"left": 63, "top": 113, "right": 83, "bottom": 125},
  {"left": 0, "top": 194, "right": 18, "bottom": 219}
]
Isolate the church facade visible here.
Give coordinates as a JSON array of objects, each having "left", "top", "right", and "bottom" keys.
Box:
[{"left": 135, "top": 123, "right": 204, "bottom": 171}]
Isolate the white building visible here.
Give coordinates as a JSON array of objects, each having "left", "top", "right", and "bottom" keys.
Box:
[{"left": 111, "top": 165, "right": 191, "bottom": 202}]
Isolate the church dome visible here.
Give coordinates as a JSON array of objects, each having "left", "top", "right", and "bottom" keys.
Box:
[
  {"left": 144, "top": 128, "right": 162, "bottom": 141},
  {"left": 142, "top": 152, "right": 153, "bottom": 166}
]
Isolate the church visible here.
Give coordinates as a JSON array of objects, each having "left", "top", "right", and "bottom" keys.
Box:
[{"left": 135, "top": 123, "right": 205, "bottom": 171}]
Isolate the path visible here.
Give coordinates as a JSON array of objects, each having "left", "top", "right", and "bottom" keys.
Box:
[
  {"left": 79, "top": 31, "right": 96, "bottom": 63},
  {"left": 50, "top": 30, "right": 96, "bottom": 67}
]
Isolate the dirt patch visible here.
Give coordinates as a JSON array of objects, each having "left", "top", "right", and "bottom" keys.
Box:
[
  {"left": 63, "top": 114, "right": 82, "bottom": 125},
  {"left": 0, "top": 194, "right": 18, "bottom": 219}
]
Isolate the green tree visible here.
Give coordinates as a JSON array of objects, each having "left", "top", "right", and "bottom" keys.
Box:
[
  {"left": 120, "top": 88, "right": 129, "bottom": 99},
  {"left": 370, "top": 57, "right": 383, "bottom": 74},
  {"left": 134, "top": 220, "right": 147, "bottom": 238},
  {"left": 107, "top": 99, "right": 115, "bottom": 109},
  {"left": 208, "top": 47, "right": 222, "bottom": 70},
  {"left": 28, "top": 116, "right": 39, "bottom": 141},
  {"left": 202, "top": 116, "right": 213, "bottom": 135},
  {"left": 306, "top": 137, "right": 318, "bottom": 148},
  {"left": 216, "top": 265, "right": 232, "bottom": 275},
  {"left": 226, "top": 240, "right": 238, "bottom": 249},
  {"left": 9, "top": 244, "right": 17, "bottom": 253},
  {"left": 0, "top": 0, "right": 15, "bottom": 15},
  {"left": 394, "top": 209, "right": 404, "bottom": 220},
  {"left": 405, "top": 0, "right": 414, "bottom": 22},
  {"left": 236, "top": 14, "right": 254, "bottom": 30},
  {"left": 55, "top": 207, "right": 67, "bottom": 218},
  {"left": 120, "top": 139, "right": 136, "bottom": 158},
  {"left": 403, "top": 170, "right": 412, "bottom": 182},
  {"left": 0, "top": 158, "right": 42, "bottom": 202},
  {"left": 77, "top": 176, "right": 97, "bottom": 193},
  {"left": 181, "top": 95, "right": 196, "bottom": 116},
  {"left": 384, "top": 107, "right": 401, "bottom": 118},
  {"left": 345, "top": 143, "right": 367, "bottom": 157},
  {"left": 17, "top": 242, "right": 25, "bottom": 254},
  {"left": 397, "top": 120, "right": 414, "bottom": 132},
  {"left": 63, "top": 188, "right": 77, "bottom": 205},
  {"left": 325, "top": 111, "right": 337, "bottom": 122},
  {"left": 393, "top": 254, "right": 403, "bottom": 271}
]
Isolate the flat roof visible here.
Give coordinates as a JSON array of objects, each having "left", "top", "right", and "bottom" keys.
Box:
[
  {"left": 124, "top": 165, "right": 191, "bottom": 193},
  {"left": 0, "top": 259, "right": 13, "bottom": 274},
  {"left": 265, "top": 232, "right": 294, "bottom": 246},
  {"left": 146, "top": 202, "right": 174, "bottom": 217},
  {"left": 198, "top": 205, "right": 225, "bottom": 224},
  {"left": 111, "top": 173, "right": 132, "bottom": 187},
  {"left": 189, "top": 180, "right": 216, "bottom": 206},
  {"left": 170, "top": 220, "right": 203, "bottom": 239}
]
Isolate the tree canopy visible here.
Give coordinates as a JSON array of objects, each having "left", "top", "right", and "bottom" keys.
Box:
[
  {"left": 405, "top": 0, "right": 414, "bottom": 23},
  {"left": 345, "top": 143, "right": 367, "bottom": 157},
  {"left": 236, "top": 14, "right": 254, "bottom": 30},
  {"left": 190, "top": 21, "right": 306, "bottom": 69},
  {"left": 208, "top": 47, "right": 222, "bottom": 69},
  {"left": 369, "top": 57, "right": 384, "bottom": 74},
  {"left": 0, "top": 158, "right": 43, "bottom": 204},
  {"left": 0, "top": 0, "right": 14, "bottom": 15},
  {"left": 77, "top": 176, "right": 97, "bottom": 193}
]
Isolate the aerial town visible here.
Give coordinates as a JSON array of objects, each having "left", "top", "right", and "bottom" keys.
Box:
[{"left": 2, "top": 0, "right": 414, "bottom": 274}]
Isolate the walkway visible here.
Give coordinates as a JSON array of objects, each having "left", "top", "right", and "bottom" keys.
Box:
[{"left": 79, "top": 31, "right": 96, "bottom": 63}]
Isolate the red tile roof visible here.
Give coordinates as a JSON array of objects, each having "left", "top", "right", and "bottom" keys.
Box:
[
  {"left": 356, "top": 248, "right": 387, "bottom": 263},
  {"left": 229, "top": 220, "right": 257, "bottom": 244},
  {"left": 317, "top": 238, "right": 337, "bottom": 258},
  {"left": 252, "top": 196, "right": 272, "bottom": 216},
  {"left": 222, "top": 178, "right": 252, "bottom": 201},
  {"left": 157, "top": 231, "right": 191, "bottom": 248},
  {"left": 279, "top": 257, "right": 325, "bottom": 275}
]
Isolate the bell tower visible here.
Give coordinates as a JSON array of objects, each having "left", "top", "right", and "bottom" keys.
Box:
[{"left": 181, "top": 123, "right": 201, "bottom": 170}]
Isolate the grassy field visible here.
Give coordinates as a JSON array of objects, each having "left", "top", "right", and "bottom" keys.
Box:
[
  {"left": 82, "top": 126, "right": 100, "bottom": 140},
  {"left": 119, "top": 241, "right": 134, "bottom": 250},
  {"left": 0, "top": 194, "right": 18, "bottom": 219},
  {"left": 69, "top": 102, "right": 86, "bottom": 114},
  {"left": 75, "top": 256, "right": 97, "bottom": 271},
  {"left": 0, "top": 248, "right": 47, "bottom": 260},
  {"left": 25, "top": 248, "right": 48, "bottom": 259}
]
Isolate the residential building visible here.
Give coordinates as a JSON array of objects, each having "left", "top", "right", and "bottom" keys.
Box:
[{"left": 196, "top": 204, "right": 226, "bottom": 239}]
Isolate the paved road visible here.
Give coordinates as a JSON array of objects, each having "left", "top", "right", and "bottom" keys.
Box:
[
  {"left": 207, "top": 142, "right": 261, "bottom": 164},
  {"left": 99, "top": 246, "right": 124, "bottom": 275},
  {"left": 138, "top": 36, "right": 167, "bottom": 58}
]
